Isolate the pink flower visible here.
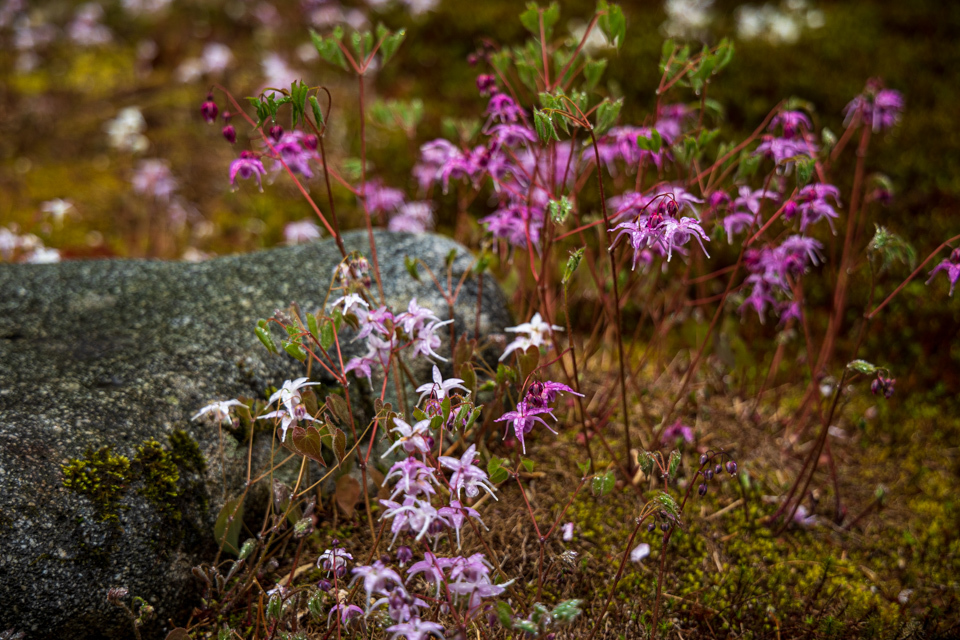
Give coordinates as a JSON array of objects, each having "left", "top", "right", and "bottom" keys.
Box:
[
  {"left": 229, "top": 151, "right": 267, "bottom": 191},
  {"left": 927, "top": 247, "right": 960, "bottom": 296}
]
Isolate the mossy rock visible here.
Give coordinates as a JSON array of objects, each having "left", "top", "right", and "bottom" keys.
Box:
[{"left": 0, "top": 230, "right": 508, "bottom": 639}]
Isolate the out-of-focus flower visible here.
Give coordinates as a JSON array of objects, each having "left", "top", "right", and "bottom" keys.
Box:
[
  {"left": 132, "top": 159, "right": 178, "bottom": 201},
  {"left": 192, "top": 399, "right": 243, "bottom": 423},
  {"left": 284, "top": 219, "right": 321, "bottom": 245},
  {"left": 230, "top": 151, "right": 267, "bottom": 191},
  {"left": 927, "top": 247, "right": 960, "bottom": 296},
  {"left": 630, "top": 543, "right": 651, "bottom": 562},
  {"left": 388, "top": 201, "right": 434, "bottom": 233},
  {"left": 68, "top": 3, "right": 112, "bottom": 46},
  {"left": 501, "top": 312, "right": 563, "bottom": 361},
  {"left": 844, "top": 81, "right": 904, "bottom": 132},
  {"left": 661, "top": 419, "right": 694, "bottom": 444},
  {"left": 40, "top": 199, "right": 75, "bottom": 226},
  {"left": 106, "top": 107, "right": 149, "bottom": 153}
]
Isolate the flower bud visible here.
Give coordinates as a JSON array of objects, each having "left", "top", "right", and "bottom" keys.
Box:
[
  {"left": 699, "top": 454, "right": 708, "bottom": 466},
  {"left": 222, "top": 124, "right": 236, "bottom": 144},
  {"left": 396, "top": 546, "right": 413, "bottom": 566},
  {"left": 715, "top": 464, "right": 722, "bottom": 475},
  {"left": 201, "top": 97, "right": 219, "bottom": 124},
  {"left": 380, "top": 553, "right": 391, "bottom": 564},
  {"left": 660, "top": 521, "right": 670, "bottom": 532},
  {"left": 704, "top": 469, "right": 714, "bottom": 481},
  {"left": 698, "top": 483, "right": 707, "bottom": 496},
  {"left": 107, "top": 587, "right": 129, "bottom": 605},
  {"left": 335, "top": 565, "right": 346, "bottom": 578},
  {"left": 304, "top": 134, "right": 318, "bottom": 150},
  {"left": 318, "top": 579, "right": 332, "bottom": 591},
  {"left": 269, "top": 124, "right": 284, "bottom": 142},
  {"left": 726, "top": 460, "right": 738, "bottom": 475},
  {"left": 647, "top": 522, "right": 656, "bottom": 532}
]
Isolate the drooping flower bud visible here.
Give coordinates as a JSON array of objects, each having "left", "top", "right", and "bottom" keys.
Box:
[
  {"left": 222, "top": 124, "right": 236, "bottom": 144},
  {"left": 269, "top": 124, "right": 284, "bottom": 142},
  {"left": 698, "top": 483, "right": 707, "bottom": 496},
  {"left": 726, "top": 460, "right": 738, "bottom": 475},
  {"left": 396, "top": 546, "right": 413, "bottom": 566},
  {"left": 201, "top": 95, "right": 219, "bottom": 124},
  {"left": 715, "top": 464, "right": 722, "bottom": 475},
  {"left": 699, "top": 454, "right": 708, "bottom": 466},
  {"left": 704, "top": 469, "right": 714, "bottom": 481},
  {"left": 304, "top": 134, "right": 318, "bottom": 150}
]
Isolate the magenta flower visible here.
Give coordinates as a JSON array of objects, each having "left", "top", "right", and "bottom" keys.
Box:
[
  {"left": 927, "top": 247, "right": 960, "bottom": 296},
  {"left": 844, "top": 82, "right": 904, "bottom": 132},
  {"left": 661, "top": 419, "right": 694, "bottom": 445},
  {"left": 755, "top": 135, "right": 816, "bottom": 166},
  {"left": 770, "top": 110, "right": 812, "bottom": 139},
  {"left": 438, "top": 500, "right": 487, "bottom": 549},
  {"left": 362, "top": 179, "right": 405, "bottom": 215},
  {"left": 795, "top": 183, "right": 841, "bottom": 232},
  {"left": 229, "top": 151, "right": 267, "bottom": 191},
  {"left": 486, "top": 93, "right": 524, "bottom": 124},
  {"left": 271, "top": 130, "right": 315, "bottom": 177},
  {"left": 480, "top": 203, "right": 545, "bottom": 249},
  {"left": 440, "top": 444, "right": 497, "bottom": 501},
  {"left": 132, "top": 159, "right": 178, "bottom": 201},
  {"left": 389, "top": 201, "right": 434, "bottom": 233},
  {"left": 385, "top": 457, "right": 438, "bottom": 500},
  {"left": 385, "top": 617, "right": 445, "bottom": 640},
  {"left": 722, "top": 212, "right": 756, "bottom": 243},
  {"left": 495, "top": 400, "right": 557, "bottom": 453},
  {"left": 350, "top": 561, "right": 403, "bottom": 612}
]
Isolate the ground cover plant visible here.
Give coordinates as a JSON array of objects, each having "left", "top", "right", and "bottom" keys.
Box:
[{"left": 4, "top": 1, "right": 960, "bottom": 639}]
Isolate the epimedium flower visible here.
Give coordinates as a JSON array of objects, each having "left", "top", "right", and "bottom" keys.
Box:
[
  {"left": 382, "top": 417, "right": 433, "bottom": 458},
  {"left": 438, "top": 500, "right": 487, "bottom": 550},
  {"left": 229, "top": 151, "right": 267, "bottom": 191},
  {"left": 192, "top": 399, "right": 244, "bottom": 424},
  {"left": 439, "top": 444, "right": 497, "bottom": 501},
  {"left": 385, "top": 457, "right": 438, "bottom": 500},
  {"left": 844, "top": 80, "right": 904, "bottom": 132},
  {"left": 380, "top": 497, "right": 449, "bottom": 545},
  {"left": 500, "top": 312, "right": 563, "bottom": 362},
  {"left": 410, "top": 319, "right": 453, "bottom": 362},
  {"left": 350, "top": 560, "right": 403, "bottom": 612},
  {"left": 610, "top": 214, "right": 710, "bottom": 267},
  {"left": 926, "top": 247, "right": 960, "bottom": 296},
  {"left": 661, "top": 419, "right": 694, "bottom": 445},
  {"left": 770, "top": 110, "right": 812, "bottom": 139},
  {"left": 416, "top": 365, "right": 469, "bottom": 404},
  {"left": 495, "top": 400, "right": 557, "bottom": 453},
  {"left": 794, "top": 183, "right": 841, "bottom": 232},
  {"left": 317, "top": 547, "right": 354, "bottom": 576},
  {"left": 385, "top": 617, "right": 445, "bottom": 640}
]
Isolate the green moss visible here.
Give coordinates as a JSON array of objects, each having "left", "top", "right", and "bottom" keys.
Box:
[
  {"left": 133, "top": 439, "right": 181, "bottom": 521},
  {"left": 170, "top": 429, "right": 207, "bottom": 474},
  {"left": 61, "top": 446, "right": 131, "bottom": 523}
]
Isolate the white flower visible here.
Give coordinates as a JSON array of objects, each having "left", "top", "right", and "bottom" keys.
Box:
[
  {"left": 500, "top": 312, "right": 563, "bottom": 361},
  {"left": 25, "top": 247, "right": 60, "bottom": 264},
  {"left": 630, "top": 543, "right": 651, "bottom": 562},
  {"left": 382, "top": 417, "right": 432, "bottom": 458},
  {"left": 415, "top": 365, "right": 469, "bottom": 404},
  {"left": 41, "top": 199, "right": 75, "bottom": 226},
  {"left": 105, "top": 107, "right": 149, "bottom": 153},
  {"left": 284, "top": 219, "right": 321, "bottom": 245},
  {"left": 331, "top": 293, "right": 369, "bottom": 317},
  {"left": 192, "top": 399, "right": 244, "bottom": 423},
  {"left": 268, "top": 377, "right": 321, "bottom": 413}
]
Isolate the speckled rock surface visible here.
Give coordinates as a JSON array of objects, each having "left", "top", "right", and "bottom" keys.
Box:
[{"left": 0, "top": 230, "right": 509, "bottom": 639}]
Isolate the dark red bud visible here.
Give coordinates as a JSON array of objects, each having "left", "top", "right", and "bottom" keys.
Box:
[
  {"left": 201, "top": 100, "right": 219, "bottom": 124},
  {"left": 304, "top": 134, "right": 318, "bottom": 150},
  {"left": 222, "top": 124, "right": 236, "bottom": 144},
  {"left": 269, "top": 124, "right": 283, "bottom": 142}
]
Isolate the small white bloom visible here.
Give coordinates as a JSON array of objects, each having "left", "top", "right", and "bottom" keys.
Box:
[
  {"left": 630, "top": 543, "right": 651, "bottom": 562},
  {"left": 500, "top": 312, "right": 563, "bottom": 361},
  {"left": 192, "top": 399, "right": 244, "bottom": 423},
  {"left": 415, "top": 364, "right": 469, "bottom": 404}
]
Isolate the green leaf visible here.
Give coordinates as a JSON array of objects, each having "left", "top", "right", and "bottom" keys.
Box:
[
  {"left": 496, "top": 601, "right": 514, "bottom": 627},
  {"left": 638, "top": 451, "right": 655, "bottom": 475},
  {"left": 380, "top": 28, "right": 406, "bottom": 65},
  {"left": 583, "top": 57, "right": 607, "bottom": 91},
  {"left": 868, "top": 224, "right": 916, "bottom": 272},
  {"left": 548, "top": 196, "right": 573, "bottom": 223},
  {"left": 282, "top": 339, "right": 307, "bottom": 362},
  {"left": 652, "top": 491, "right": 679, "bottom": 518},
  {"left": 668, "top": 450, "right": 681, "bottom": 477},
  {"left": 446, "top": 248, "right": 458, "bottom": 268},
  {"left": 214, "top": 497, "right": 244, "bottom": 555},
  {"left": 576, "top": 461, "right": 590, "bottom": 477},
  {"left": 513, "top": 619, "right": 539, "bottom": 633},
  {"left": 519, "top": 3, "right": 540, "bottom": 35},
  {"left": 403, "top": 255, "right": 420, "bottom": 281},
  {"left": 597, "top": 0, "right": 626, "bottom": 48},
  {"left": 488, "top": 457, "right": 509, "bottom": 484},
  {"left": 255, "top": 323, "right": 277, "bottom": 354},
  {"left": 310, "top": 28, "right": 349, "bottom": 71},
  {"left": 464, "top": 407, "right": 482, "bottom": 432},
  {"left": 320, "top": 320, "right": 335, "bottom": 351},
  {"left": 637, "top": 128, "right": 662, "bottom": 152},
  {"left": 308, "top": 95, "right": 324, "bottom": 127},
  {"left": 238, "top": 538, "right": 256, "bottom": 561},
  {"left": 521, "top": 458, "right": 535, "bottom": 473},
  {"left": 594, "top": 97, "right": 623, "bottom": 135},
  {"left": 563, "top": 247, "right": 585, "bottom": 285},
  {"left": 592, "top": 470, "right": 615, "bottom": 497},
  {"left": 306, "top": 313, "right": 319, "bottom": 340},
  {"left": 847, "top": 359, "right": 878, "bottom": 375},
  {"left": 795, "top": 156, "right": 816, "bottom": 188},
  {"left": 552, "top": 599, "right": 583, "bottom": 623},
  {"left": 534, "top": 108, "right": 560, "bottom": 142}
]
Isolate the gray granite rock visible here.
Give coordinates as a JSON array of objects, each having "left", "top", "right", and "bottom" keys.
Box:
[{"left": 0, "top": 230, "right": 509, "bottom": 639}]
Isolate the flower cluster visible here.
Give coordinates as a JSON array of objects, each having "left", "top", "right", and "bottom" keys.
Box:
[
  {"left": 343, "top": 297, "right": 452, "bottom": 384},
  {"left": 740, "top": 235, "right": 823, "bottom": 322},
  {"left": 609, "top": 187, "right": 710, "bottom": 266},
  {"left": 496, "top": 380, "right": 582, "bottom": 453}
]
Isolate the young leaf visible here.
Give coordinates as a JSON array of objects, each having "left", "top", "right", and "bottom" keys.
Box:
[
  {"left": 380, "top": 29, "right": 406, "bottom": 65},
  {"left": 583, "top": 57, "right": 607, "bottom": 91},
  {"left": 214, "top": 497, "right": 245, "bottom": 555},
  {"left": 333, "top": 428, "right": 347, "bottom": 463},
  {"left": 255, "top": 322, "right": 278, "bottom": 354},
  {"left": 668, "top": 450, "right": 681, "bottom": 477},
  {"left": 597, "top": 0, "right": 626, "bottom": 48},
  {"left": 519, "top": 3, "right": 540, "bottom": 36},
  {"left": 521, "top": 458, "right": 535, "bottom": 473},
  {"left": 637, "top": 128, "right": 663, "bottom": 152},
  {"left": 576, "top": 461, "right": 590, "bottom": 477},
  {"left": 847, "top": 359, "right": 878, "bottom": 375},
  {"left": 534, "top": 108, "right": 560, "bottom": 142},
  {"left": 282, "top": 339, "right": 307, "bottom": 363},
  {"left": 306, "top": 313, "right": 319, "bottom": 340},
  {"left": 563, "top": 247, "right": 585, "bottom": 285},
  {"left": 595, "top": 98, "right": 622, "bottom": 135},
  {"left": 591, "top": 470, "right": 615, "bottom": 497},
  {"left": 496, "top": 601, "right": 514, "bottom": 627},
  {"left": 320, "top": 320, "right": 335, "bottom": 351}
]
